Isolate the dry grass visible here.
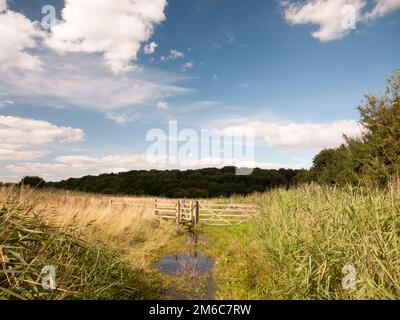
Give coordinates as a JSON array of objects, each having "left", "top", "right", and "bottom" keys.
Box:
[
  {"left": 0, "top": 186, "right": 182, "bottom": 300},
  {"left": 9, "top": 187, "right": 181, "bottom": 270}
]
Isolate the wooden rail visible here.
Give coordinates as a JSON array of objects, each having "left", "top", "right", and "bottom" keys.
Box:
[{"left": 111, "top": 199, "right": 260, "bottom": 226}]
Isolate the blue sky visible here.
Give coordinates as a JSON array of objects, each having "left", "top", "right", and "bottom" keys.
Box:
[{"left": 0, "top": 0, "right": 399, "bottom": 182}]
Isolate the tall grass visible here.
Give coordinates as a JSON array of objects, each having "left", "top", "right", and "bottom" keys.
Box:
[
  {"left": 211, "top": 183, "right": 400, "bottom": 299},
  {"left": 0, "top": 187, "right": 180, "bottom": 300}
]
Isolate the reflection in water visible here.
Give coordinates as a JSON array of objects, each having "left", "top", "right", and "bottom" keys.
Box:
[
  {"left": 157, "top": 252, "right": 214, "bottom": 276},
  {"left": 156, "top": 231, "right": 214, "bottom": 299}
]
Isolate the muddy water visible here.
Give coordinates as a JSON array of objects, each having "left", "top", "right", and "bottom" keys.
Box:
[
  {"left": 155, "top": 231, "right": 214, "bottom": 300},
  {"left": 157, "top": 253, "right": 214, "bottom": 275}
]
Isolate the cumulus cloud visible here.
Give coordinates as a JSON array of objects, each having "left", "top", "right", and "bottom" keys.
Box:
[
  {"left": 223, "top": 120, "right": 363, "bottom": 150},
  {"left": 181, "top": 61, "right": 194, "bottom": 71},
  {"left": 0, "top": 115, "right": 85, "bottom": 161},
  {"left": 0, "top": 2, "right": 44, "bottom": 70},
  {"left": 281, "top": 0, "right": 400, "bottom": 41},
  {"left": 0, "top": 2, "right": 190, "bottom": 122},
  {"left": 46, "top": 0, "right": 168, "bottom": 73},
  {"left": 144, "top": 42, "right": 158, "bottom": 54},
  {"left": 281, "top": 0, "right": 366, "bottom": 41},
  {"left": 161, "top": 49, "right": 185, "bottom": 61}
]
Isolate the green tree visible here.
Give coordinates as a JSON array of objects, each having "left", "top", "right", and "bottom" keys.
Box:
[
  {"left": 310, "top": 69, "right": 400, "bottom": 187},
  {"left": 21, "top": 176, "right": 45, "bottom": 188}
]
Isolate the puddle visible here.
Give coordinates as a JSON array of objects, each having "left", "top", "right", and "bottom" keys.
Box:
[
  {"left": 156, "top": 230, "right": 215, "bottom": 299},
  {"left": 157, "top": 252, "right": 214, "bottom": 276}
]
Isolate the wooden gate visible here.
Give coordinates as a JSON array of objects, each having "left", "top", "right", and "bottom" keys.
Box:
[
  {"left": 154, "top": 199, "right": 258, "bottom": 226},
  {"left": 198, "top": 202, "right": 259, "bottom": 226}
]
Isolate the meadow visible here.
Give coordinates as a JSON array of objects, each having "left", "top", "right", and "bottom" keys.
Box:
[{"left": 1, "top": 183, "right": 399, "bottom": 300}]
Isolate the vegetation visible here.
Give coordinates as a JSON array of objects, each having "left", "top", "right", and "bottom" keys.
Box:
[
  {"left": 42, "top": 167, "right": 303, "bottom": 198},
  {"left": 206, "top": 183, "right": 400, "bottom": 299},
  {"left": 308, "top": 70, "right": 400, "bottom": 187},
  {"left": 0, "top": 187, "right": 180, "bottom": 300}
]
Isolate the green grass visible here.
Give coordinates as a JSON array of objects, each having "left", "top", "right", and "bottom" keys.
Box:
[
  {"left": 207, "top": 184, "right": 400, "bottom": 300},
  {"left": 0, "top": 193, "right": 161, "bottom": 300}
]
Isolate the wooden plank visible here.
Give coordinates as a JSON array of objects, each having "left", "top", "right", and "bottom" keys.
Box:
[
  {"left": 156, "top": 202, "right": 177, "bottom": 206},
  {"left": 199, "top": 214, "right": 253, "bottom": 218},
  {"left": 112, "top": 203, "right": 153, "bottom": 208},
  {"left": 201, "top": 209, "right": 232, "bottom": 225},
  {"left": 159, "top": 215, "right": 176, "bottom": 219},
  {"left": 200, "top": 203, "right": 260, "bottom": 208},
  {"left": 200, "top": 217, "right": 250, "bottom": 221},
  {"left": 199, "top": 208, "right": 258, "bottom": 213},
  {"left": 155, "top": 208, "right": 176, "bottom": 213},
  {"left": 156, "top": 206, "right": 177, "bottom": 210}
]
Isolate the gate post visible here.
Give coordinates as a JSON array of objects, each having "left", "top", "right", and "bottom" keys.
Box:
[
  {"left": 194, "top": 201, "right": 199, "bottom": 225},
  {"left": 176, "top": 200, "right": 181, "bottom": 225}
]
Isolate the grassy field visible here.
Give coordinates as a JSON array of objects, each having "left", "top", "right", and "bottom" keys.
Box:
[
  {"left": 207, "top": 184, "right": 400, "bottom": 300},
  {"left": 1, "top": 183, "right": 399, "bottom": 300}
]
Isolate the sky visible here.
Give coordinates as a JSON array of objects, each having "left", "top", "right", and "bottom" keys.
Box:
[{"left": 0, "top": 0, "right": 399, "bottom": 182}]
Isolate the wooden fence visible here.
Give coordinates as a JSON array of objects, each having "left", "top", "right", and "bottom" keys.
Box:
[{"left": 111, "top": 199, "right": 260, "bottom": 226}]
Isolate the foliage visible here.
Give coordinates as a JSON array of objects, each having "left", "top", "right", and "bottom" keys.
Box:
[
  {"left": 309, "top": 70, "right": 400, "bottom": 187},
  {"left": 20, "top": 176, "right": 45, "bottom": 188},
  {"left": 44, "top": 167, "right": 303, "bottom": 198}
]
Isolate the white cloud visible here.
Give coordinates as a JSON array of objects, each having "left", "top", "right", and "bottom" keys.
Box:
[
  {"left": 281, "top": 0, "right": 366, "bottom": 41},
  {"left": 6, "top": 163, "right": 68, "bottom": 176},
  {"left": 0, "top": 2, "right": 190, "bottom": 122},
  {"left": 157, "top": 100, "right": 169, "bottom": 110},
  {"left": 105, "top": 111, "right": 140, "bottom": 125},
  {"left": 144, "top": 41, "right": 158, "bottom": 54},
  {"left": 0, "top": 4, "right": 44, "bottom": 70},
  {"left": 281, "top": 0, "right": 400, "bottom": 41},
  {"left": 0, "top": 54, "right": 191, "bottom": 117},
  {"left": 223, "top": 120, "right": 363, "bottom": 150},
  {"left": 0, "top": 0, "right": 7, "bottom": 13},
  {"left": 365, "top": 0, "right": 400, "bottom": 19},
  {"left": 46, "top": 0, "right": 168, "bottom": 73},
  {"left": 161, "top": 49, "right": 185, "bottom": 61},
  {"left": 0, "top": 150, "right": 49, "bottom": 161},
  {"left": 0, "top": 115, "right": 85, "bottom": 161},
  {"left": 182, "top": 61, "right": 194, "bottom": 71}
]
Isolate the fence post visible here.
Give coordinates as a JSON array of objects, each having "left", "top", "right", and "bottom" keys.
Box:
[
  {"left": 195, "top": 201, "right": 200, "bottom": 225},
  {"left": 176, "top": 200, "right": 181, "bottom": 225},
  {"left": 154, "top": 198, "right": 157, "bottom": 216},
  {"left": 109, "top": 199, "right": 113, "bottom": 214}
]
